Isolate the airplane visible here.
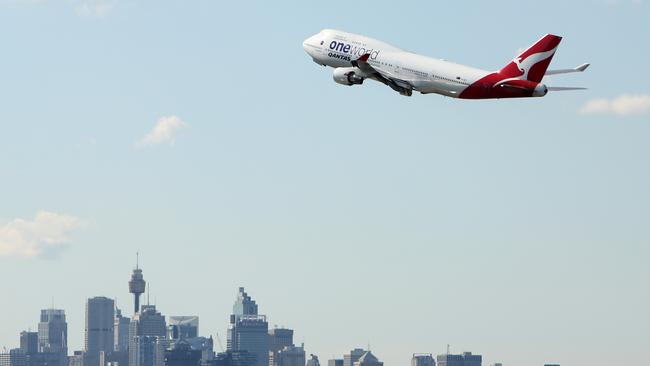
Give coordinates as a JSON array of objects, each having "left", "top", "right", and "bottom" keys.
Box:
[{"left": 302, "top": 29, "right": 589, "bottom": 99}]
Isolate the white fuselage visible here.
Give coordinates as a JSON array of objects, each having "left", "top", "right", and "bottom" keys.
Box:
[{"left": 302, "top": 29, "right": 491, "bottom": 98}]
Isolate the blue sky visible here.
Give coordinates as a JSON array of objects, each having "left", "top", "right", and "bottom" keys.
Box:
[{"left": 1, "top": 1, "right": 649, "bottom": 365}]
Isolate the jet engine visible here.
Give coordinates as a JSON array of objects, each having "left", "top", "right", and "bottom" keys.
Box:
[{"left": 333, "top": 67, "right": 365, "bottom": 86}]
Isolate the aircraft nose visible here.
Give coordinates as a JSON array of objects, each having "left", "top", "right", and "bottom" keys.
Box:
[{"left": 302, "top": 34, "right": 318, "bottom": 55}]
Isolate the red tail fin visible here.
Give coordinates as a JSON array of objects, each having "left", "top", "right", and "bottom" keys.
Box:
[{"left": 499, "top": 34, "right": 562, "bottom": 83}]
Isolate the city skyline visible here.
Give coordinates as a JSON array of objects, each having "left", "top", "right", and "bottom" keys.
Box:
[{"left": 1, "top": 1, "right": 649, "bottom": 366}]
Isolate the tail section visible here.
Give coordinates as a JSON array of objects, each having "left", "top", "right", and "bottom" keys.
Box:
[{"left": 498, "top": 34, "right": 562, "bottom": 83}]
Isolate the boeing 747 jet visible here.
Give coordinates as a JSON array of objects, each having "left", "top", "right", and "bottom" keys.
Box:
[{"left": 302, "top": 29, "right": 589, "bottom": 99}]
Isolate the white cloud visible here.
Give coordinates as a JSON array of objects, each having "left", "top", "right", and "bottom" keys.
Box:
[
  {"left": 0, "top": 211, "right": 85, "bottom": 259},
  {"left": 579, "top": 94, "right": 650, "bottom": 117},
  {"left": 135, "top": 115, "right": 188, "bottom": 148},
  {"left": 74, "top": 0, "right": 115, "bottom": 18}
]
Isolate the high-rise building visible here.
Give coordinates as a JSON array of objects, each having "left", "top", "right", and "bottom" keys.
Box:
[
  {"left": 412, "top": 354, "right": 435, "bottom": 366},
  {"left": 353, "top": 352, "right": 382, "bottom": 366},
  {"left": 436, "top": 353, "right": 481, "bottom": 366},
  {"left": 129, "top": 255, "right": 146, "bottom": 315},
  {"left": 129, "top": 305, "right": 167, "bottom": 366},
  {"left": 306, "top": 355, "right": 319, "bottom": 366},
  {"left": 85, "top": 296, "right": 115, "bottom": 366},
  {"left": 20, "top": 332, "right": 39, "bottom": 355},
  {"left": 212, "top": 351, "right": 256, "bottom": 366},
  {"left": 115, "top": 308, "right": 131, "bottom": 352},
  {"left": 268, "top": 328, "right": 294, "bottom": 366},
  {"left": 164, "top": 342, "right": 201, "bottom": 366},
  {"left": 0, "top": 349, "right": 27, "bottom": 366},
  {"left": 327, "top": 359, "right": 342, "bottom": 366},
  {"left": 38, "top": 309, "right": 68, "bottom": 356},
  {"left": 343, "top": 349, "right": 365, "bottom": 366},
  {"left": 271, "top": 346, "right": 304, "bottom": 366},
  {"left": 226, "top": 288, "right": 268, "bottom": 366},
  {"left": 167, "top": 317, "right": 199, "bottom": 341}
]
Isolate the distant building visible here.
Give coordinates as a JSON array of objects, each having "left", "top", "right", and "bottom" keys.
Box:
[
  {"left": 167, "top": 317, "right": 199, "bottom": 341},
  {"left": 268, "top": 329, "right": 293, "bottom": 355},
  {"left": 164, "top": 342, "right": 201, "bottom": 366},
  {"left": 305, "top": 355, "right": 319, "bottom": 366},
  {"left": 268, "top": 328, "right": 294, "bottom": 366},
  {"left": 271, "top": 346, "right": 304, "bottom": 366},
  {"left": 27, "top": 352, "right": 67, "bottom": 366},
  {"left": 343, "top": 349, "right": 365, "bottom": 366},
  {"left": 412, "top": 354, "right": 435, "bottom": 366},
  {"left": 69, "top": 351, "right": 84, "bottom": 366},
  {"left": 353, "top": 352, "right": 382, "bottom": 366},
  {"left": 184, "top": 337, "right": 214, "bottom": 362},
  {"left": 115, "top": 308, "right": 131, "bottom": 352},
  {"left": 327, "top": 359, "right": 342, "bottom": 366},
  {"left": 490, "top": 363, "right": 502, "bottom": 366},
  {"left": 85, "top": 297, "right": 115, "bottom": 366},
  {"left": 38, "top": 309, "right": 68, "bottom": 356},
  {"left": 20, "top": 332, "right": 39, "bottom": 355},
  {"left": 212, "top": 351, "right": 256, "bottom": 366},
  {"left": 0, "top": 349, "right": 27, "bottom": 366},
  {"left": 129, "top": 305, "right": 167, "bottom": 366},
  {"left": 226, "top": 288, "right": 268, "bottom": 366},
  {"left": 436, "top": 352, "right": 481, "bottom": 366}
]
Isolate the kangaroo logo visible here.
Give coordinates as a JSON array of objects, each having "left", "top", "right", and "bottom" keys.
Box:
[{"left": 494, "top": 46, "right": 558, "bottom": 87}]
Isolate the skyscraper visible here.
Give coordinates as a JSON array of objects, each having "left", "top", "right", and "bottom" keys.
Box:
[
  {"left": 38, "top": 309, "right": 67, "bottom": 356},
  {"left": 0, "top": 349, "right": 27, "bottom": 366},
  {"left": 129, "top": 255, "right": 146, "bottom": 315},
  {"left": 327, "top": 359, "right": 342, "bottom": 366},
  {"left": 353, "top": 352, "right": 382, "bottom": 366},
  {"left": 436, "top": 352, "right": 481, "bottom": 366},
  {"left": 306, "top": 355, "right": 320, "bottom": 366},
  {"left": 268, "top": 328, "right": 294, "bottom": 366},
  {"left": 20, "top": 332, "right": 38, "bottom": 355},
  {"left": 129, "top": 305, "right": 167, "bottom": 366},
  {"left": 115, "top": 308, "right": 131, "bottom": 352},
  {"left": 343, "top": 349, "right": 365, "bottom": 366},
  {"left": 271, "top": 346, "right": 304, "bottom": 366},
  {"left": 85, "top": 297, "right": 115, "bottom": 366},
  {"left": 167, "top": 317, "right": 199, "bottom": 341},
  {"left": 412, "top": 354, "right": 435, "bottom": 366},
  {"left": 226, "top": 288, "right": 268, "bottom": 366}
]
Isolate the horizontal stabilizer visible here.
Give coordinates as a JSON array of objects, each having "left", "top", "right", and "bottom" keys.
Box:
[
  {"left": 547, "top": 86, "right": 588, "bottom": 91},
  {"left": 545, "top": 63, "right": 590, "bottom": 75}
]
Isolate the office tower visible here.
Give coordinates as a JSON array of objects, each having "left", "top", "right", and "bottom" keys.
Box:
[
  {"left": 129, "top": 255, "right": 146, "bottom": 315},
  {"left": 268, "top": 328, "right": 294, "bottom": 366},
  {"left": 184, "top": 337, "right": 214, "bottom": 362},
  {"left": 226, "top": 288, "right": 268, "bottom": 366},
  {"left": 271, "top": 346, "right": 304, "bottom": 366},
  {"left": 268, "top": 329, "right": 293, "bottom": 355},
  {"left": 129, "top": 305, "right": 167, "bottom": 366},
  {"left": 38, "top": 309, "right": 68, "bottom": 356},
  {"left": 115, "top": 308, "right": 131, "bottom": 352},
  {"left": 327, "top": 360, "right": 342, "bottom": 366},
  {"left": 85, "top": 297, "right": 115, "bottom": 366},
  {"left": 412, "top": 354, "right": 435, "bottom": 366},
  {"left": 306, "top": 355, "right": 319, "bottom": 366},
  {"left": 212, "top": 351, "right": 256, "bottom": 366},
  {"left": 69, "top": 352, "right": 84, "bottom": 366},
  {"left": 167, "top": 317, "right": 199, "bottom": 341},
  {"left": 0, "top": 349, "right": 27, "bottom": 366},
  {"left": 353, "top": 352, "right": 382, "bottom": 366},
  {"left": 436, "top": 352, "right": 481, "bottom": 366},
  {"left": 164, "top": 342, "right": 201, "bottom": 366},
  {"left": 27, "top": 352, "right": 66, "bottom": 366},
  {"left": 343, "top": 350, "right": 365, "bottom": 366},
  {"left": 20, "top": 332, "right": 39, "bottom": 355}
]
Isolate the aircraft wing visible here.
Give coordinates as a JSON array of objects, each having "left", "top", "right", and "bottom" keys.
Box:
[
  {"left": 545, "top": 63, "right": 590, "bottom": 76},
  {"left": 352, "top": 54, "right": 414, "bottom": 96}
]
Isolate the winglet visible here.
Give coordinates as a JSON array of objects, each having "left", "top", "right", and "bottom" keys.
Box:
[{"left": 576, "top": 63, "right": 590, "bottom": 72}]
